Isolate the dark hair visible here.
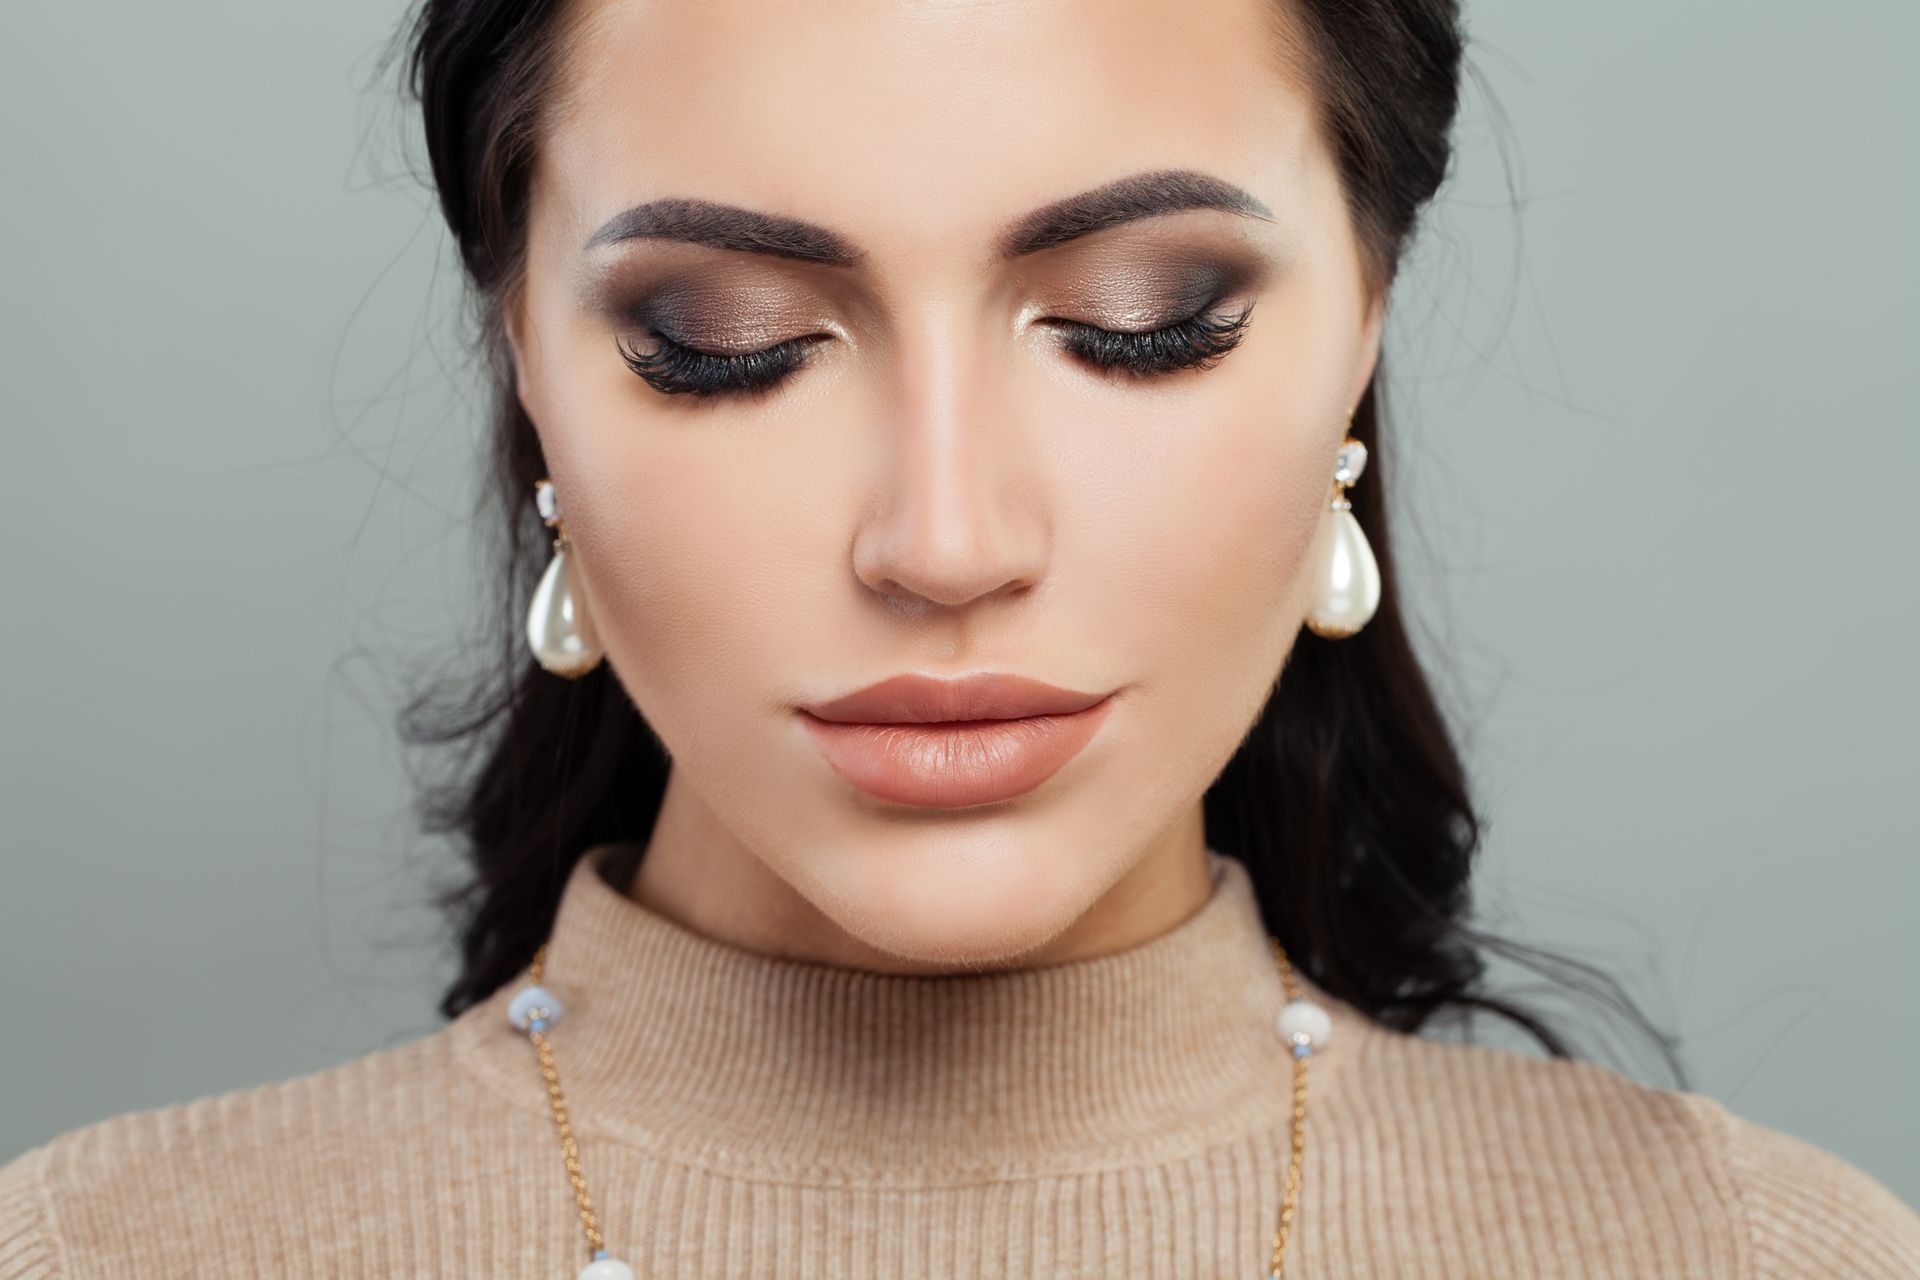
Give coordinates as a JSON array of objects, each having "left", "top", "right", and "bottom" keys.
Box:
[{"left": 385, "top": 0, "right": 1687, "bottom": 1086}]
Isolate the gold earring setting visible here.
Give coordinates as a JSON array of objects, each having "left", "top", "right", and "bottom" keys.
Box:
[
  {"left": 527, "top": 479, "right": 606, "bottom": 678},
  {"left": 1303, "top": 423, "right": 1382, "bottom": 640}
]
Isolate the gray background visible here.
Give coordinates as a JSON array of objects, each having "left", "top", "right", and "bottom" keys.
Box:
[{"left": 3, "top": 0, "right": 1915, "bottom": 1205}]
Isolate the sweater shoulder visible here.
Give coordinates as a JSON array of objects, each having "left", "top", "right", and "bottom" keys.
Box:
[
  {"left": 1346, "top": 1021, "right": 1920, "bottom": 1277},
  {"left": 0, "top": 1143, "right": 63, "bottom": 1280},
  {"left": 0, "top": 1018, "right": 483, "bottom": 1279},
  {"left": 1691, "top": 1090, "right": 1920, "bottom": 1278}
]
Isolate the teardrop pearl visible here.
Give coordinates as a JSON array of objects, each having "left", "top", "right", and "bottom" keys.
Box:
[
  {"left": 1304, "top": 507, "right": 1380, "bottom": 638},
  {"left": 527, "top": 547, "right": 605, "bottom": 677},
  {"left": 578, "top": 1258, "right": 635, "bottom": 1280}
]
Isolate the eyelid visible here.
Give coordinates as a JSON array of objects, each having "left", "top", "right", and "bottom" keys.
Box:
[
  {"left": 597, "top": 269, "right": 832, "bottom": 349},
  {"left": 1038, "top": 282, "right": 1245, "bottom": 336},
  {"left": 1072, "top": 301, "right": 1216, "bottom": 334},
  {"left": 1023, "top": 260, "right": 1260, "bottom": 332},
  {"left": 644, "top": 320, "right": 843, "bottom": 361}
]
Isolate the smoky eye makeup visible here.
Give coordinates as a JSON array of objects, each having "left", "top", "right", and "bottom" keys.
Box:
[
  {"left": 583, "top": 267, "right": 845, "bottom": 399},
  {"left": 590, "top": 272, "right": 827, "bottom": 355},
  {"left": 1040, "top": 242, "right": 1275, "bottom": 331},
  {"left": 581, "top": 234, "right": 1283, "bottom": 400}
]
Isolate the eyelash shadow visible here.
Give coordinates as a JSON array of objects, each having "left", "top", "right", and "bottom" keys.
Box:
[{"left": 615, "top": 297, "right": 1256, "bottom": 400}]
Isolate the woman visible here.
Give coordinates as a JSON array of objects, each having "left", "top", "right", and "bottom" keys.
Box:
[{"left": 3, "top": 0, "right": 1916, "bottom": 1276}]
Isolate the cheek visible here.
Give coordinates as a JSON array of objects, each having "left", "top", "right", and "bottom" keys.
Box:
[
  {"left": 1043, "top": 379, "right": 1333, "bottom": 799},
  {"left": 1079, "top": 391, "right": 1332, "bottom": 688},
  {"left": 559, "top": 424, "right": 820, "bottom": 738}
]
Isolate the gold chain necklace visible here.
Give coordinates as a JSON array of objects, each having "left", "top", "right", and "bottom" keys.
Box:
[{"left": 510, "top": 932, "right": 1329, "bottom": 1279}]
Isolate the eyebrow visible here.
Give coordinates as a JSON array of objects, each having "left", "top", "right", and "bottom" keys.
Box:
[{"left": 580, "top": 168, "right": 1275, "bottom": 265}]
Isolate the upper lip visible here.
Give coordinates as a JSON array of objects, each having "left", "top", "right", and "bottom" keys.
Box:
[{"left": 800, "top": 672, "right": 1112, "bottom": 724}]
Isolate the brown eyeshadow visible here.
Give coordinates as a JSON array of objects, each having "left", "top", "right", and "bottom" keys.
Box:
[
  {"left": 1046, "top": 240, "right": 1272, "bottom": 330},
  {"left": 583, "top": 229, "right": 1280, "bottom": 348},
  {"left": 618, "top": 274, "right": 823, "bottom": 353}
]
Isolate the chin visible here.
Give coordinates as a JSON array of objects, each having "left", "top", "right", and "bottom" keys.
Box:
[{"left": 806, "top": 824, "right": 1097, "bottom": 971}]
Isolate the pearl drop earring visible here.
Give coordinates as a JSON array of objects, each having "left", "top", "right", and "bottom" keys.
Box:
[
  {"left": 1303, "top": 415, "right": 1382, "bottom": 639},
  {"left": 527, "top": 479, "right": 606, "bottom": 678}
]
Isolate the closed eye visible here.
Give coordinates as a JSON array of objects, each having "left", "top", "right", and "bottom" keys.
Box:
[
  {"left": 615, "top": 329, "right": 828, "bottom": 399},
  {"left": 614, "top": 297, "right": 1255, "bottom": 400},
  {"left": 1043, "top": 299, "right": 1255, "bottom": 379}
]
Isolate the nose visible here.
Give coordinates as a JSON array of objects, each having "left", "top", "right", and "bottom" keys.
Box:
[{"left": 849, "top": 320, "right": 1048, "bottom": 614}]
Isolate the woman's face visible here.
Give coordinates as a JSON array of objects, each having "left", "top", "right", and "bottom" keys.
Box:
[{"left": 507, "top": 0, "right": 1382, "bottom": 968}]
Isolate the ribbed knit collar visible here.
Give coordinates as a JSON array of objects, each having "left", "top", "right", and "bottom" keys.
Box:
[{"left": 452, "top": 842, "right": 1365, "bottom": 1186}]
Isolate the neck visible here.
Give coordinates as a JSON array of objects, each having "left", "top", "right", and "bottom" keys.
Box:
[{"left": 451, "top": 843, "right": 1364, "bottom": 1186}]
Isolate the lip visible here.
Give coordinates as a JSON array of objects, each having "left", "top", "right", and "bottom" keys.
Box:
[{"left": 797, "top": 672, "right": 1116, "bottom": 808}]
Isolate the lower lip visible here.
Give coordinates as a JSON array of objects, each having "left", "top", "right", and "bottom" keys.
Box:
[{"left": 798, "top": 696, "right": 1114, "bottom": 809}]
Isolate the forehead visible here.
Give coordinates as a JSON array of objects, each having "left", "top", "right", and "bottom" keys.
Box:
[{"left": 536, "top": 0, "right": 1327, "bottom": 259}]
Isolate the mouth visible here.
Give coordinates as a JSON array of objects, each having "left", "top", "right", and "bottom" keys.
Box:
[{"left": 796, "top": 672, "right": 1117, "bottom": 808}]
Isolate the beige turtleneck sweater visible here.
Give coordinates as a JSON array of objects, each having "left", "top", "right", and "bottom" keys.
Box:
[{"left": 3, "top": 845, "right": 1916, "bottom": 1278}]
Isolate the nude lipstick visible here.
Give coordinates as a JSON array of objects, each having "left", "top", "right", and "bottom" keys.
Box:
[{"left": 797, "top": 672, "right": 1115, "bottom": 808}]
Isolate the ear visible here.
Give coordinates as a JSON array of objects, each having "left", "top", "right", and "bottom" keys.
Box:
[
  {"left": 1348, "top": 293, "right": 1386, "bottom": 417},
  {"left": 501, "top": 282, "right": 536, "bottom": 421}
]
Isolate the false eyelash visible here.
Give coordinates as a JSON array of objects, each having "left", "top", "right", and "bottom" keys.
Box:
[
  {"left": 1052, "top": 298, "right": 1256, "bottom": 379},
  {"left": 615, "top": 330, "right": 820, "bottom": 399},
  {"left": 615, "top": 297, "right": 1256, "bottom": 400}
]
